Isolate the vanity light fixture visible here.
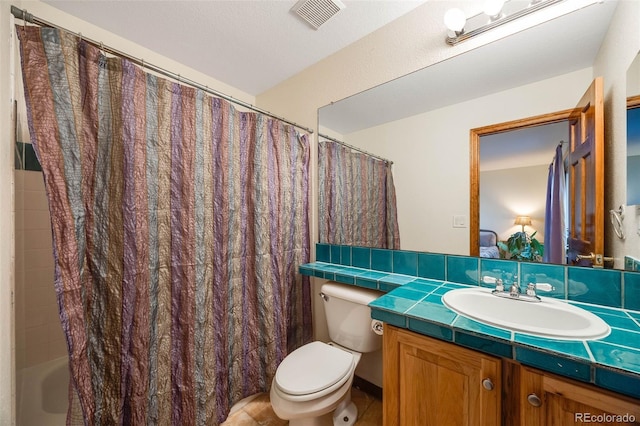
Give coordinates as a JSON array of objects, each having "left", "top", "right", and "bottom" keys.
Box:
[
  {"left": 514, "top": 215, "right": 532, "bottom": 232},
  {"left": 444, "top": 0, "right": 565, "bottom": 45}
]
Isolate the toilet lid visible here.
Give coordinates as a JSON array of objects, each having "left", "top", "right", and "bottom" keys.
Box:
[{"left": 275, "top": 341, "right": 354, "bottom": 396}]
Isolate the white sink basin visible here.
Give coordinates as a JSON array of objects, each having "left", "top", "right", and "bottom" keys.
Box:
[{"left": 442, "top": 287, "right": 610, "bottom": 340}]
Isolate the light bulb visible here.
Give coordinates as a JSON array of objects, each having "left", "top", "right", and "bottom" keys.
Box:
[
  {"left": 483, "top": 0, "right": 505, "bottom": 18},
  {"left": 444, "top": 8, "right": 466, "bottom": 33}
]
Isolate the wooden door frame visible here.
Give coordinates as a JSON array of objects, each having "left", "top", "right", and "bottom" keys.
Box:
[
  {"left": 628, "top": 94, "right": 640, "bottom": 108},
  {"left": 469, "top": 109, "right": 573, "bottom": 256}
]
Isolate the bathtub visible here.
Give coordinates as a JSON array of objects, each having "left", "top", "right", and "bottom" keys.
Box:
[{"left": 17, "top": 356, "right": 69, "bottom": 426}]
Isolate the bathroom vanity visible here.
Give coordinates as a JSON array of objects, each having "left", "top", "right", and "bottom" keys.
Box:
[
  {"left": 300, "top": 249, "right": 640, "bottom": 425},
  {"left": 383, "top": 325, "right": 640, "bottom": 425}
]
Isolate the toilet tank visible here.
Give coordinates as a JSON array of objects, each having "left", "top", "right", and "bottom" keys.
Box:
[{"left": 321, "top": 282, "right": 383, "bottom": 353}]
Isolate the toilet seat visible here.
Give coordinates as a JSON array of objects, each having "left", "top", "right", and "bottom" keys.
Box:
[{"left": 274, "top": 341, "right": 355, "bottom": 402}]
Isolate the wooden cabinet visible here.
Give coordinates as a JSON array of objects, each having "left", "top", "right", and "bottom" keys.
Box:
[
  {"left": 519, "top": 366, "right": 640, "bottom": 426},
  {"left": 383, "top": 325, "right": 640, "bottom": 425},
  {"left": 383, "top": 325, "right": 502, "bottom": 425}
]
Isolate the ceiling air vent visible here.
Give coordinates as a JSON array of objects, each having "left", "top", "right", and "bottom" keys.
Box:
[{"left": 292, "top": 0, "right": 346, "bottom": 30}]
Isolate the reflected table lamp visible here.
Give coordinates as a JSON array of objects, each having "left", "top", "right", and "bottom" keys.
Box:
[{"left": 514, "top": 215, "right": 532, "bottom": 232}]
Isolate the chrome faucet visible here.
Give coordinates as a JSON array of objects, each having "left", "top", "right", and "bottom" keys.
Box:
[
  {"left": 509, "top": 282, "right": 521, "bottom": 298},
  {"left": 491, "top": 279, "right": 541, "bottom": 303}
]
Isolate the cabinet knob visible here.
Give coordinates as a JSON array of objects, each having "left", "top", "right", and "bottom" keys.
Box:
[
  {"left": 527, "top": 393, "right": 542, "bottom": 407},
  {"left": 482, "top": 378, "right": 494, "bottom": 391}
]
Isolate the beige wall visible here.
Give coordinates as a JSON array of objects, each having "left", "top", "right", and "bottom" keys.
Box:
[{"left": 480, "top": 164, "right": 549, "bottom": 243}]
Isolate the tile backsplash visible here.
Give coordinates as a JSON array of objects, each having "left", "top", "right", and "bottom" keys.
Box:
[{"left": 316, "top": 243, "right": 640, "bottom": 311}]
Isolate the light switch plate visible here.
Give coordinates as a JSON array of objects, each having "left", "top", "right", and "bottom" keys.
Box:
[{"left": 453, "top": 215, "right": 467, "bottom": 228}]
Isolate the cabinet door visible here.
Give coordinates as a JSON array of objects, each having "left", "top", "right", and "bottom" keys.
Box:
[
  {"left": 383, "top": 325, "right": 501, "bottom": 426},
  {"left": 520, "top": 366, "right": 640, "bottom": 425}
]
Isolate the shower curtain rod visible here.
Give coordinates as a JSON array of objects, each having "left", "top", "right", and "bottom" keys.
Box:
[
  {"left": 319, "top": 133, "right": 393, "bottom": 165},
  {"left": 10, "top": 5, "right": 314, "bottom": 135}
]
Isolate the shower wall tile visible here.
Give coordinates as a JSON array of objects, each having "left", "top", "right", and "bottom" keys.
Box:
[
  {"left": 23, "top": 188, "right": 49, "bottom": 211},
  {"left": 49, "top": 338, "right": 68, "bottom": 360},
  {"left": 24, "top": 300, "right": 56, "bottom": 329},
  {"left": 14, "top": 171, "right": 24, "bottom": 209},
  {"left": 26, "top": 283, "right": 56, "bottom": 308},
  {"left": 14, "top": 170, "right": 26, "bottom": 368},
  {"left": 22, "top": 210, "right": 51, "bottom": 230},
  {"left": 25, "top": 266, "right": 54, "bottom": 286},
  {"left": 15, "top": 170, "right": 62, "bottom": 369},
  {"left": 23, "top": 169, "right": 45, "bottom": 191},
  {"left": 15, "top": 143, "right": 22, "bottom": 170},
  {"left": 25, "top": 249, "right": 55, "bottom": 269},
  {"left": 25, "top": 324, "right": 50, "bottom": 367},
  {"left": 14, "top": 209, "right": 24, "bottom": 232},
  {"left": 23, "top": 229, "right": 52, "bottom": 250}
]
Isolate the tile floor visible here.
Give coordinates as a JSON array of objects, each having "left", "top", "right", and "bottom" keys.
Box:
[{"left": 222, "top": 386, "right": 382, "bottom": 425}]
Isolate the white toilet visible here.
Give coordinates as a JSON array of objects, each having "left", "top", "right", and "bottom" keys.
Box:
[{"left": 270, "top": 282, "right": 383, "bottom": 426}]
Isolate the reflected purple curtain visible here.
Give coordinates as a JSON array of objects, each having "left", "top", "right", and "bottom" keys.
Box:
[
  {"left": 18, "top": 26, "right": 311, "bottom": 425},
  {"left": 318, "top": 141, "right": 400, "bottom": 249},
  {"left": 543, "top": 143, "right": 566, "bottom": 263}
]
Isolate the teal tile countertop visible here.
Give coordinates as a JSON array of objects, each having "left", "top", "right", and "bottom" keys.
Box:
[{"left": 299, "top": 262, "right": 640, "bottom": 400}]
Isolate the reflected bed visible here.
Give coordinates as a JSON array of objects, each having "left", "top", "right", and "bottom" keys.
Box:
[{"left": 479, "top": 229, "right": 499, "bottom": 258}]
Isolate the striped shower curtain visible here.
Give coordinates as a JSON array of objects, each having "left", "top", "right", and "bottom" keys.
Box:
[
  {"left": 17, "top": 26, "right": 311, "bottom": 425},
  {"left": 318, "top": 140, "right": 400, "bottom": 249}
]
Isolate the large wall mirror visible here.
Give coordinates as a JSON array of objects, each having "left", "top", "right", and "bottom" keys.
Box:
[
  {"left": 628, "top": 53, "right": 640, "bottom": 206},
  {"left": 318, "top": 0, "right": 635, "bottom": 270}
]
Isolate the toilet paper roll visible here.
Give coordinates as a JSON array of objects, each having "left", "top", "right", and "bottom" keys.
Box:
[{"left": 371, "top": 320, "right": 384, "bottom": 336}]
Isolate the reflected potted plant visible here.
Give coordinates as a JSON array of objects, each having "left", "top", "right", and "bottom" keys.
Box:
[{"left": 498, "top": 230, "right": 544, "bottom": 262}]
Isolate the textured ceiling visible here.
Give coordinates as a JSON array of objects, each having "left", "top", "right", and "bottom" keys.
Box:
[{"left": 42, "top": 0, "right": 427, "bottom": 96}]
